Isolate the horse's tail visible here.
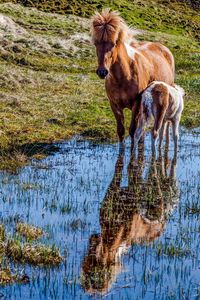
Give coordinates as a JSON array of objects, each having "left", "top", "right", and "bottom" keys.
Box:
[
  {"left": 174, "top": 84, "right": 185, "bottom": 97},
  {"left": 142, "top": 90, "right": 153, "bottom": 121}
]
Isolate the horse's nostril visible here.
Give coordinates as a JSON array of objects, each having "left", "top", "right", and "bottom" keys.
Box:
[
  {"left": 103, "top": 69, "right": 108, "bottom": 77},
  {"left": 96, "top": 68, "right": 108, "bottom": 79}
]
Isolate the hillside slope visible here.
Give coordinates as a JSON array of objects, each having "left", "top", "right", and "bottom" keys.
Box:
[
  {"left": 3, "top": 0, "right": 199, "bottom": 40},
  {"left": 0, "top": 2, "right": 199, "bottom": 161}
]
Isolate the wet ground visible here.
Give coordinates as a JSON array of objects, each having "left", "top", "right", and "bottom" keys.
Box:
[{"left": 0, "top": 128, "right": 200, "bottom": 300}]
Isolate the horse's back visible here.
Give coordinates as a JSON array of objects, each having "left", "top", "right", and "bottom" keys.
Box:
[{"left": 134, "top": 41, "right": 175, "bottom": 85}]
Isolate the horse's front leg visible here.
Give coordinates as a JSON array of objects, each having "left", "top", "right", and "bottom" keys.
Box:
[
  {"left": 129, "top": 101, "right": 139, "bottom": 151},
  {"left": 110, "top": 102, "right": 125, "bottom": 143},
  {"left": 129, "top": 102, "right": 138, "bottom": 138}
]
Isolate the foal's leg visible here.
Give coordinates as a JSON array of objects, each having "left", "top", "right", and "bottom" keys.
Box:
[
  {"left": 159, "top": 121, "right": 167, "bottom": 149},
  {"left": 133, "top": 126, "right": 143, "bottom": 151},
  {"left": 172, "top": 117, "right": 180, "bottom": 155},
  {"left": 152, "top": 102, "right": 167, "bottom": 156},
  {"left": 151, "top": 130, "right": 157, "bottom": 157},
  {"left": 151, "top": 111, "right": 161, "bottom": 157},
  {"left": 110, "top": 103, "right": 125, "bottom": 143},
  {"left": 163, "top": 121, "right": 170, "bottom": 158},
  {"left": 166, "top": 121, "right": 170, "bottom": 146}
]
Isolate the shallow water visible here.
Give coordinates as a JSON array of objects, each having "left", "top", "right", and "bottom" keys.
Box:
[{"left": 0, "top": 128, "right": 200, "bottom": 300}]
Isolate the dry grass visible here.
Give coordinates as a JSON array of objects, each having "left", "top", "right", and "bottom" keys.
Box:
[
  {"left": 0, "top": 267, "right": 29, "bottom": 285},
  {"left": 16, "top": 222, "right": 43, "bottom": 240}
]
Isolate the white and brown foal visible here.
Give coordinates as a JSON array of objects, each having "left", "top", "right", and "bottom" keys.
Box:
[{"left": 133, "top": 81, "right": 184, "bottom": 153}]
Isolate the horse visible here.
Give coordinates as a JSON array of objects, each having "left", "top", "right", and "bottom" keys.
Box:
[
  {"left": 81, "top": 147, "right": 179, "bottom": 294},
  {"left": 133, "top": 82, "right": 184, "bottom": 154},
  {"left": 91, "top": 9, "right": 175, "bottom": 143}
]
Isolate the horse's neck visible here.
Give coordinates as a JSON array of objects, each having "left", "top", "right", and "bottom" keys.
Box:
[
  {"left": 110, "top": 43, "right": 151, "bottom": 89},
  {"left": 110, "top": 43, "right": 138, "bottom": 83}
]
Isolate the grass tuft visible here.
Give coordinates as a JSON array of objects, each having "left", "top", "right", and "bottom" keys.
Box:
[
  {"left": 6, "top": 239, "right": 62, "bottom": 265},
  {"left": 16, "top": 223, "right": 43, "bottom": 240}
]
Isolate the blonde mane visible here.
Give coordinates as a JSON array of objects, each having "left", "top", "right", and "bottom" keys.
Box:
[{"left": 91, "top": 8, "right": 130, "bottom": 44}]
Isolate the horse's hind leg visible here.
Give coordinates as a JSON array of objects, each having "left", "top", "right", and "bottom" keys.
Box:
[
  {"left": 152, "top": 104, "right": 167, "bottom": 156},
  {"left": 158, "top": 121, "right": 167, "bottom": 149},
  {"left": 110, "top": 103, "right": 125, "bottom": 143},
  {"left": 166, "top": 121, "right": 170, "bottom": 146}
]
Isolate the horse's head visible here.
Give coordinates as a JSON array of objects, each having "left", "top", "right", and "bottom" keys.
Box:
[
  {"left": 91, "top": 9, "right": 128, "bottom": 79},
  {"left": 94, "top": 41, "right": 115, "bottom": 79}
]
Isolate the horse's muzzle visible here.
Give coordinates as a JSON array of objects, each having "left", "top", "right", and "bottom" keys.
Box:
[{"left": 96, "top": 68, "right": 108, "bottom": 79}]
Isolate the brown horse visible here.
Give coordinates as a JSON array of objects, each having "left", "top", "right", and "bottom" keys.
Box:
[{"left": 91, "top": 9, "right": 175, "bottom": 142}]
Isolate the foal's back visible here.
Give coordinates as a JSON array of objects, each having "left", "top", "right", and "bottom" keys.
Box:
[
  {"left": 143, "top": 81, "right": 184, "bottom": 121},
  {"left": 140, "top": 81, "right": 184, "bottom": 152}
]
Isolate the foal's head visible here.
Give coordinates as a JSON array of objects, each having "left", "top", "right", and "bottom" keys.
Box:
[{"left": 91, "top": 9, "right": 129, "bottom": 79}]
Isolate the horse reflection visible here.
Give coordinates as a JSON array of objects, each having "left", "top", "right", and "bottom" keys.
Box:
[{"left": 81, "top": 147, "right": 179, "bottom": 294}]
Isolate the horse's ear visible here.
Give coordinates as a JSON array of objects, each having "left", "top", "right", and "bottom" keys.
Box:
[
  {"left": 116, "top": 28, "right": 126, "bottom": 44},
  {"left": 90, "top": 13, "right": 99, "bottom": 43}
]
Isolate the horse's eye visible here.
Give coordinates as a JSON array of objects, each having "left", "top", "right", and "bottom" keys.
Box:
[{"left": 109, "top": 42, "right": 115, "bottom": 49}]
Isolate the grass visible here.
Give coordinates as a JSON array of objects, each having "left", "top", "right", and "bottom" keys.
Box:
[
  {"left": 16, "top": 222, "right": 43, "bottom": 240},
  {"left": 0, "top": 222, "right": 62, "bottom": 285},
  {"left": 185, "top": 202, "right": 200, "bottom": 215},
  {"left": 156, "top": 242, "right": 192, "bottom": 257},
  {"left": 6, "top": 240, "right": 62, "bottom": 265},
  {"left": 0, "top": 2, "right": 199, "bottom": 168},
  {"left": 0, "top": 267, "right": 29, "bottom": 285},
  {"left": 0, "top": 224, "right": 6, "bottom": 242}
]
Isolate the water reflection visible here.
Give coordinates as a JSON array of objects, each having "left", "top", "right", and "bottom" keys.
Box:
[{"left": 82, "top": 146, "right": 179, "bottom": 294}]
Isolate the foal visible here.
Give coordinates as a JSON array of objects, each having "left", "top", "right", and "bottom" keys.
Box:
[{"left": 133, "top": 81, "right": 184, "bottom": 153}]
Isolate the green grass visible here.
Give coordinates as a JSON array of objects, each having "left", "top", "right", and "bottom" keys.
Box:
[
  {"left": 0, "top": 222, "right": 61, "bottom": 286},
  {"left": 0, "top": 2, "right": 199, "bottom": 168},
  {"left": 156, "top": 242, "right": 192, "bottom": 257},
  {"left": 6, "top": 239, "right": 62, "bottom": 265},
  {"left": 0, "top": 222, "right": 62, "bottom": 286}
]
